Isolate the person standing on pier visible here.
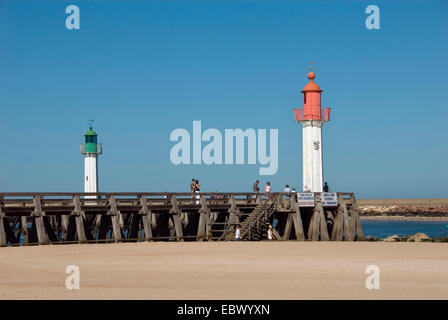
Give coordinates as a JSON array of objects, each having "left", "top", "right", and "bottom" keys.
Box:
[
  {"left": 194, "top": 179, "right": 200, "bottom": 204},
  {"left": 235, "top": 225, "right": 241, "bottom": 241},
  {"left": 323, "top": 182, "right": 330, "bottom": 192},
  {"left": 190, "top": 178, "right": 196, "bottom": 200},
  {"left": 265, "top": 182, "right": 272, "bottom": 202},
  {"left": 267, "top": 225, "right": 276, "bottom": 240},
  {"left": 283, "top": 185, "right": 291, "bottom": 193}
]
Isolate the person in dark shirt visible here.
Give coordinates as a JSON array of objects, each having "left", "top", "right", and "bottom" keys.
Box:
[
  {"left": 252, "top": 180, "right": 260, "bottom": 201},
  {"left": 323, "top": 181, "right": 329, "bottom": 192},
  {"left": 190, "top": 178, "right": 196, "bottom": 200}
]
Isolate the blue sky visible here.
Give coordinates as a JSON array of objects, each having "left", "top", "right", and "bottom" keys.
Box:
[{"left": 1, "top": 0, "right": 447, "bottom": 198}]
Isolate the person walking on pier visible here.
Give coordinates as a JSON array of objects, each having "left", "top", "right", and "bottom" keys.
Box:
[{"left": 252, "top": 180, "right": 260, "bottom": 201}]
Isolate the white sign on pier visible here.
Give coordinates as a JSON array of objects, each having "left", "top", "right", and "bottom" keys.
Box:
[
  {"left": 322, "top": 192, "right": 337, "bottom": 206},
  {"left": 297, "top": 193, "right": 315, "bottom": 207}
]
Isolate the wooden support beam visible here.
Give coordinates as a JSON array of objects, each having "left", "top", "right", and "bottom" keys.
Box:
[
  {"left": 317, "top": 202, "right": 329, "bottom": 241},
  {"left": 197, "top": 196, "right": 209, "bottom": 241},
  {"left": 71, "top": 196, "right": 87, "bottom": 243},
  {"left": 138, "top": 196, "right": 153, "bottom": 241},
  {"left": 282, "top": 214, "right": 293, "bottom": 240},
  {"left": 272, "top": 228, "right": 282, "bottom": 241},
  {"left": 332, "top": 195, "right": 344, "bottom": 241},
  {"left": 350, "top": 194, "right": 363, "bottom": 240},
  {"left": 228, "top": 196, "right": 238, "bottom": 225},
  {"left": 21, "top": 216, "right": 29, "bottom": 245},
  {"left": 326, "top": 211, "right": 335, "bottom": 238},
  {"left": 32, "top": 195, "right": 49, "bottom": 245},
  {"left": 170, "top": 196, "right": 184, "bottom": 242},
  {"left": 307, "top": 194, "right": 320, "bottom": 241},
  {"left": 0, "top": 196, "right": 7, "bottom": 247},
  {"left": 310, "top": 211, "right": 320, "bottom": 241},
  {"left": 289, "top": 196, "right": 305, "bottom": 241},
  {"left": 107, "top": 196, "right": 122, "bottom": 242},
  {"left": 336, "top": 194, "right": 354, "bottom": 241},
  {"left": 151, "top": 212, "right": 158, "bottom": 229}
]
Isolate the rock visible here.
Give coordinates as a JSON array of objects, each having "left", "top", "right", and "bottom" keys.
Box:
[
  {"left": 382, "top": 234, "right": 399, "bottom": 242},
  {"left": 362, "top": 236, "right": 380, "bottom": 242},
  {"left": 407, "top": 233, "right": 431, "bottom": 242}
]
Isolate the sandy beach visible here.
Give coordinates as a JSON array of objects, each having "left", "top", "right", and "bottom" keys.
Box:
[{"left": 1, "top": 242, "right": 447, "bottom": 300}]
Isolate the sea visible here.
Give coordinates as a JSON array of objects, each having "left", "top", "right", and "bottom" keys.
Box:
[
  {"left": 361, "top": 220, "right": 448, "bottom": 238},
  {"left": 11, "top": 220, "right": 448, "bottom": 245}
]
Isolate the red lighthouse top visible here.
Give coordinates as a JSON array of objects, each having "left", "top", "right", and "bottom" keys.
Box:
[
  {"left": 294, "top": 71, "right": 331, "bottom": 122},
  {"left": 302, "top": 72, "right": 322, "bottom": 92}
]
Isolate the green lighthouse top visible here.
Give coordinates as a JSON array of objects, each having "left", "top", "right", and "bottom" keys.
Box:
[
  {"left": 85, "top": 125, "right": 97, "bottom": 136},
  {"left": 81, "top": 122, "right": 102, "bottom": 155}
]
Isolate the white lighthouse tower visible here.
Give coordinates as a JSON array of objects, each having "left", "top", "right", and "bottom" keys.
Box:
[
  {"left": 80, "top": 123, "right": 102, "bottom": 195},
  {"left": 294, "top": 71, "right": 331, "bottom": 192}
]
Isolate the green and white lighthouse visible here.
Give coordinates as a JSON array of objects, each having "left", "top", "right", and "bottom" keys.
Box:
[{"left": 80, "top": 123, "right": 102, "bottom": 194}]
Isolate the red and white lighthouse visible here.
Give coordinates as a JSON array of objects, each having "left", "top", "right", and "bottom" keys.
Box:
[{"left": 294, "top": 71, "right": 331, "bottom": 192}]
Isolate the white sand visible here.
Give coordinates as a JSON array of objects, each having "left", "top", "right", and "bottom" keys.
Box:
[{"left": 0, "top": 242, "right": 447, "bottom": 300}]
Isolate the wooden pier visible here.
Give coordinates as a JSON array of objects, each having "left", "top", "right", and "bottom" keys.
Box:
[{"left": 0, "top": 192, "right": 363, "bottom": 246}]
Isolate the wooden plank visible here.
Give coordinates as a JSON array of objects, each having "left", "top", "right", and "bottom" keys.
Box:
[
  {"left": 32, "top": 195, "right": 49, "bottom": 245},
  {"left": 71, "top": 196, "right": 87, "bottom": 243}
]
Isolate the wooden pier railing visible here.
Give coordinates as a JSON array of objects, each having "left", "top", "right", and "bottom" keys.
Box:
[{"left": 0, "top": 192, "right": 362, "bottom": 247}]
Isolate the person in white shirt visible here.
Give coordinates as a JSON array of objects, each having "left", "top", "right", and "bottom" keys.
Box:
[
  {"left": 264, "top": 182, "right": 273, "bottom": 203},
  {"left": 267, "top": 225, "right": 275, "bottom": 240},
  {"left": 235, "top": 226, "right": 241, "bottom": 241},
  {"left": 283, "top": 184, "right": 291, "bottom": 193}
]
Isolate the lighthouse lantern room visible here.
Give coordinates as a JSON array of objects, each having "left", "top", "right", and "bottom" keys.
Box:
[
  {"left": 294, "top": 71, "right": 331, "bottom": 192},
  {"left": 80, "top": 123, "right": 102, "bottom": 194}
]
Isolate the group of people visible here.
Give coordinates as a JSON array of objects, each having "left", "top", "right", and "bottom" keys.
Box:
[
  {"left": 234, "top": 224, "right": 276, "bottom": 241},
  {"left": 188, "top": 178, "right": 331, "bottom": 240},
  {"left": 253, "top": 180, "right": 330, "bottom": 194},
  {"left": 252, "top": 180, "right": 297, "bottom": 196}
]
